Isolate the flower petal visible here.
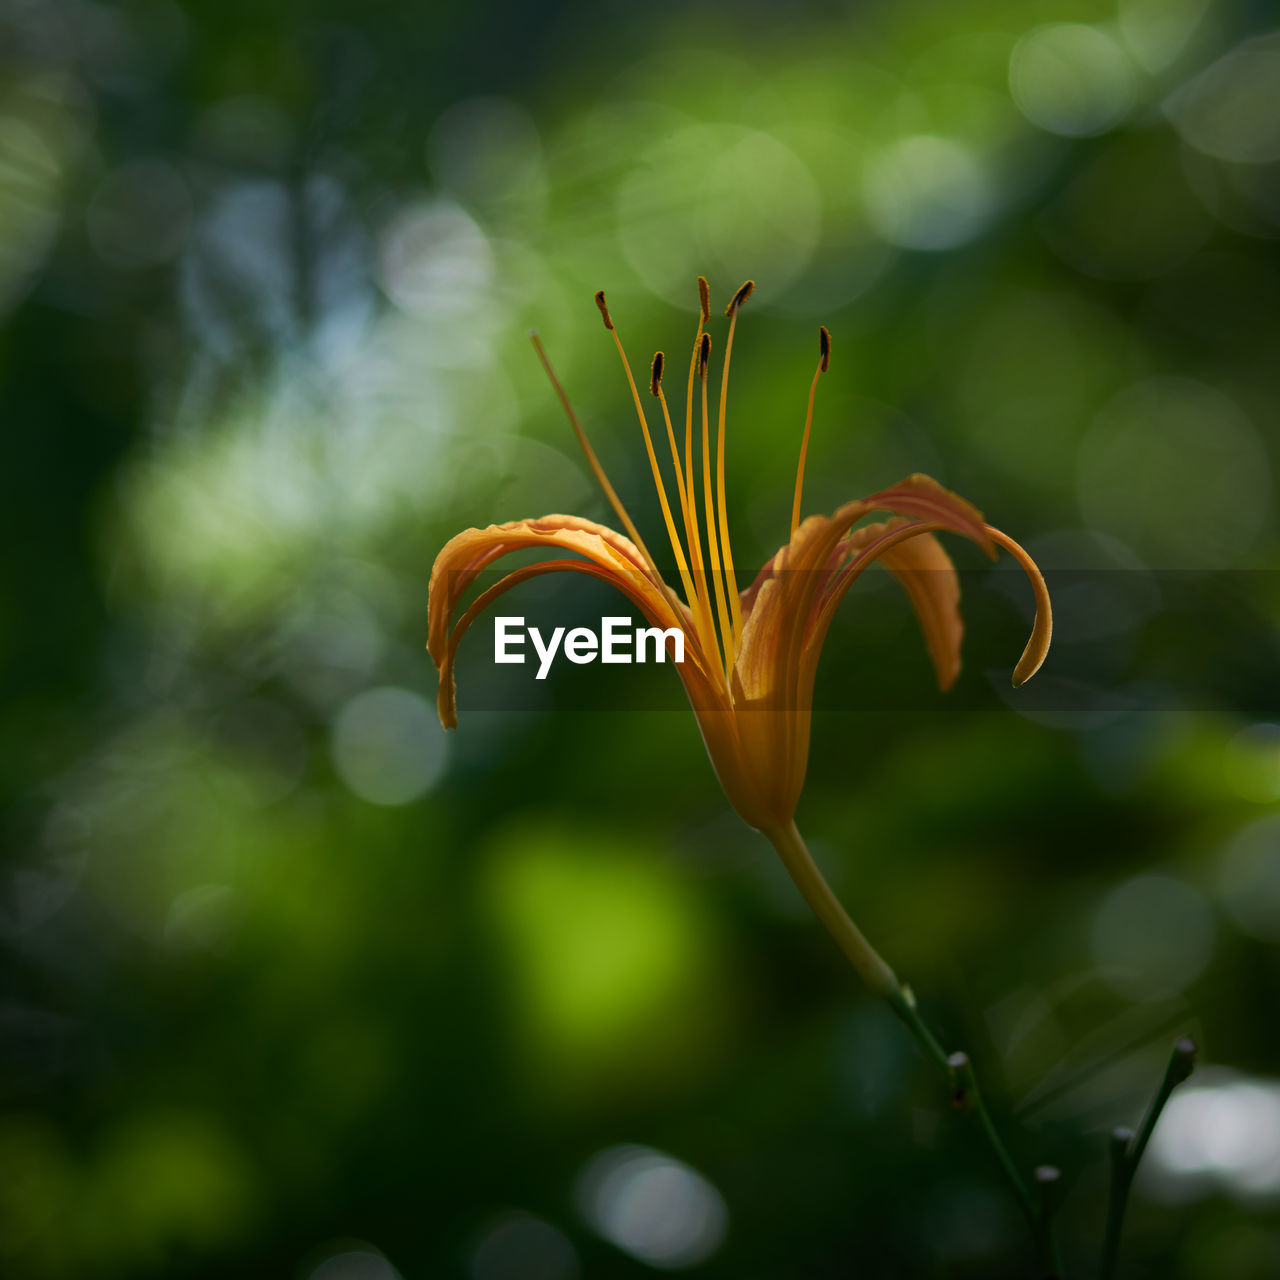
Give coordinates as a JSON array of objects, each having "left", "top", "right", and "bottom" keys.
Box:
[
  {"left": 800, "top": 520, "right": 965, "bottom": 704},
  {"left": 826, "top": 474, "right": 993, "bottom": 570},
  {"left": 797, "top": 518, "right": 1051, "bottom": 709},
  {"left": 426, "top": 516, "right": 726, "bottom": 730},
  {"left": 818, "top": 518, "right": 964, "bottom": 691},
  {"left": 735, "top": 473, "right": 992, "bottom": 712},
  {"left": 730, "top": 569, "right": 813, "bottom": 827},
  {"left": 435, "top": 558, "right": 674, "bottom": 728},
  {"left": 427, "top": 515, "right": 656, "bottom": 665},
  {"left": 985, "top": 525, "right": 1052, "bottom": 687}
]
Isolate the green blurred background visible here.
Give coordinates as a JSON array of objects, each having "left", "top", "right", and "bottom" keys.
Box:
[{"left": 3, "top": 0, "right": 1280, "bottom": 1276}]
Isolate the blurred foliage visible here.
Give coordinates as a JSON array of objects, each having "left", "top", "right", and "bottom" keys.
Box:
[{"left": 2, "top": 0, "right": 1280, "bottom": 1276}]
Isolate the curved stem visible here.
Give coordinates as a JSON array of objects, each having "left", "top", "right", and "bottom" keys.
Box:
[
  {"left": 765, "top": 820, "right": 900, "bottom": 999},
  {"left": 886, "top": 984, "right": 952, "bottom": 1076},
  {"left": 950, "top": 1051, "right": 1037, "bottom": 1228},
  {"left": 763, "top": 821, "right": 1049, "bottom": 1270}
]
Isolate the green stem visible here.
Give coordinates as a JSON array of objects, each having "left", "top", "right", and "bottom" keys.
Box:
[
  {"left": 886, "top": 983, "right": 952, "bottom": 1076},
  {"left": 1034, "top": 1165, "right": 1066, "bottom": 1279},
  {"left": 765, "top": 820, "right": 900, "bottom": 1000},
  {"left": 1100, "top": 1127, "right": 1133, "bottom": 1280},
  {"left": 764, "top": 821, "right": 1049, "bottom": 1270},
  {"left": 1100, "top": 1038, "right": 1197, "bottom": 1280},
  {"left": 950, "top": 1051, "right": 1038, "bottom": 1230}
]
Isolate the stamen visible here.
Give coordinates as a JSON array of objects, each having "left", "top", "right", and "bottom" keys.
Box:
[
  {"left": 651, "top": 352, "right": 693, "bottom": 567},
  {"left": 686, "top": 285, "right": 711, "bottom": 621},
  {"left": 595, "top": 291, "right": 698, "bottom": 613},
  {"left": 687, "top": 282, "right": 711, "bottom": 525},
  {"left": 791, "top": 325, "right": 830, "bottom": 537},
  {"left": 529, "top": 332, "right": 681, "bottom": 618},
  {"left": 725, "top": 279, "right": 754, "bottom": 316},
  {"left": 700, "top": 332, "right": 736, "bottom": 671},
  {"left": 651, "top": 347, "right": 696, "bottom": 573},
  {"left": 680, "top": 285, "right": 722, "bottom": 681},
  {"left": 657, "top": 346, "right": 718, "bottom": 668},
  {"left": 716, "top": 280, "right": 753, "bottom": 642}
]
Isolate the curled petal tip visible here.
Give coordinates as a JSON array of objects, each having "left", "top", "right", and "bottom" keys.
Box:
[
  {"left": 984, "top": 524, "right": 1052, "bottom": 688},
  {"left": 1010, "top": 607, "right": 1051, "bottom": 686}
]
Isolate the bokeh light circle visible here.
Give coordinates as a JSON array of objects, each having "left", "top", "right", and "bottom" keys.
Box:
[
  {"left": 1009, "top": 24, "right": 1136, "bottom": 138},
  {"left": 331, "top": 687, "right": 446, "bottom": 806},
  {"left": 470, "top": 1212, "right": 579, "bottom": 1280},
  {"left": 378, "top": 199, "right": 493, "bottom": 326},
  {"left": 427, "top": 96, "right": 547, "bottom": 229},
  {"left": 1091, "top": 873, "right": 1214, "bottom": 1001},
  {"left": 1219, "top": 814, "right": 1280, "bottom": 942},
  {"left": 307, "top": 1245, "right": 402, "bottom": 1280},
  {"left": 575, "top": 1144, "right": 727, "bottom": 1269},
  {"left": 1223, "top": 724, "right": 1280, "bottom": 805},
  {"left": 863, "top": 134, "right": 994, "bottom": 251},
  {"left": 1119, "top": 0, "right": 1213, "bottom": 74},
  {"left": 1149, "top": 1075, "right": 1280, "bottom": 1198},
  {"left": 1077, "top": 377, "right": 1271, "bottom": 568},
  {"left": 1042, "top": 131, "right": 1211, "bottom": 280},
  {"left": 616, "top": 124, "right": 820, "bottom": 306},
  {"left": 1165, "top": 38, "right": 1280, "bottom": 164}
]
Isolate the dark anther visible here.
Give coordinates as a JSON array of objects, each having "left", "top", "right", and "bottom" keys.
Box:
[
  {"left": 650, "top": 351, "right": 664, "bottom": 397},
  {"left": 725, "top": 279, "right": 754, "bottom": 315}
]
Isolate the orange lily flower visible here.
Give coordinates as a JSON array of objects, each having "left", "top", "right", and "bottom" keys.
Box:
[{"left": 427, "top": 279, "right": 1051, "bottom": 992}]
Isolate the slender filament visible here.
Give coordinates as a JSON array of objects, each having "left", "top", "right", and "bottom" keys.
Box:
[
  {"left": 791, "top": 358, "right": 824, "bottom": 535},
  {"left": 530, "top": 334, "right": 682, "bottom": 618},
  {"left": 601, "top": 307, "right": 699, "bottom": 613},
  {"left": 657, "top": 376, "right": 719, "bottom": 669},
  {"left": 716, "top": 294, "right": 749, "bottom": 640},
  {"left": 700, "top": 338, "right": 736, "bottom": 672},
  {"left": 682, "top": 294, "right": 724, "bottom": 683}
]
